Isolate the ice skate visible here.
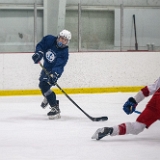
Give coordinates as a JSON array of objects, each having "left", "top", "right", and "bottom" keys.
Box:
[
  {"left": 92, "top": 127, "right": 113, "bottom": 140},
  {"left": 40, "top": 97, "right": 48, "bottom": 109},
  {"left": 47, "top": 100, "right": 60, "bottom": 119}
]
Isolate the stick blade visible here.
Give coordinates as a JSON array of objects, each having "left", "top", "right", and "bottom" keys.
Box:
[{"left": 91, "top": 116, "right": 108, "bottom": 122}]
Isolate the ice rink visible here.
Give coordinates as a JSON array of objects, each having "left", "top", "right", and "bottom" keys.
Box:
[{"left": 0, "top": 93, "right": 160, "bottom": 160}]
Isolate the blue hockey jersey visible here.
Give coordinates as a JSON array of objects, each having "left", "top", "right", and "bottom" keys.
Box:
[{"left": 35, "top": 35, "right": 69, "bottom": 78}]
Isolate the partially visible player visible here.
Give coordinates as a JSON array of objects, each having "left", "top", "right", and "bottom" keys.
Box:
[
  {"left": 92, "top": 77, "right": 160, "bottom": 140},
  {"left": 32, "top": 29, "right": 71, "bottom": 119}
]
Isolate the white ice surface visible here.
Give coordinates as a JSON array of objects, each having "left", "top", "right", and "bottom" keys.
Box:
[{"left": 0, "top": 93, "right": 160, "bottom": 160}]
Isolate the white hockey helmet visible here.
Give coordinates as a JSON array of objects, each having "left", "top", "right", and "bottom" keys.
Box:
[{"left": 58, "top": 29, "right": 72, "bottom": 41}]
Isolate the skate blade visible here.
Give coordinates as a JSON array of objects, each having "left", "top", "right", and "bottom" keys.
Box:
[
  {"left": 40, "top": 104, "right": 48, "bottom": 109},
  {"left": 41, "top": 106, "right": 48, "bottom": 109},
  {"left": 48, "top": 114, "right": 61, "bottom": 120}
]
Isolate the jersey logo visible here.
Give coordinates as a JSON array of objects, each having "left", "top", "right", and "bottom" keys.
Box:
[{"left": 46, "top": 50, "right": 56, "bottom": 63}]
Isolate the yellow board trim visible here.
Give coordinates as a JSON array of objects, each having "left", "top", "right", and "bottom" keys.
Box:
[{"left": 0, "top": 86, "right": 143, "bottom": 96}]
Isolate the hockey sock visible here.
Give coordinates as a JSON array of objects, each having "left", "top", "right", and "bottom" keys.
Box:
[
  {"left": 44, "top": 90, "right": 56, "bottom": 107},
  {"left": 118, "top": 123, "right": 126, "bottom": 135}
]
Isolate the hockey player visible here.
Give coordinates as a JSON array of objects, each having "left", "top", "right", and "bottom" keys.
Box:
[
  {"left": 32, "top": 29, "right": 71, "bottom": 119},
  {"left": 92, "top": 77, "right": 160, "bottom": 140}
]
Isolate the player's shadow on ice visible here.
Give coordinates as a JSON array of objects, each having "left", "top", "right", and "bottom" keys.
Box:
[
  {"left": 6, "top": 114, "right": 86, "bottom": 122},
  {"left": 93, "top": 137, "right": 160, "bottom": 143}
]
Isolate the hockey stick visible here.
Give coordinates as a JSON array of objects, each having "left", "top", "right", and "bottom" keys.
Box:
[
  {"left": 39, "top": 62, "right": 108, "bottom": 121},
  {"left": 133, "top": 14, "right": 138, "bottom": 50},
  {"left": 134, "top": 110, "right": 141, "bottom": 114}
]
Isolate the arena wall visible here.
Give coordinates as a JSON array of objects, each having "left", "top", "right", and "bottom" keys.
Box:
[{"left": 0, "top": 52, "right": 159, "bottom": 95}]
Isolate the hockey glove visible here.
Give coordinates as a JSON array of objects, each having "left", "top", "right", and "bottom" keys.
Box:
[
  {"left": 32, "top": 51, "right": 43, "bottom": 64},
  {"left": 123, "top": 97, "right": 138, "bottom": 115},
  {"left": 48, "top": 72, "right": 59, "bottom": 85}
]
